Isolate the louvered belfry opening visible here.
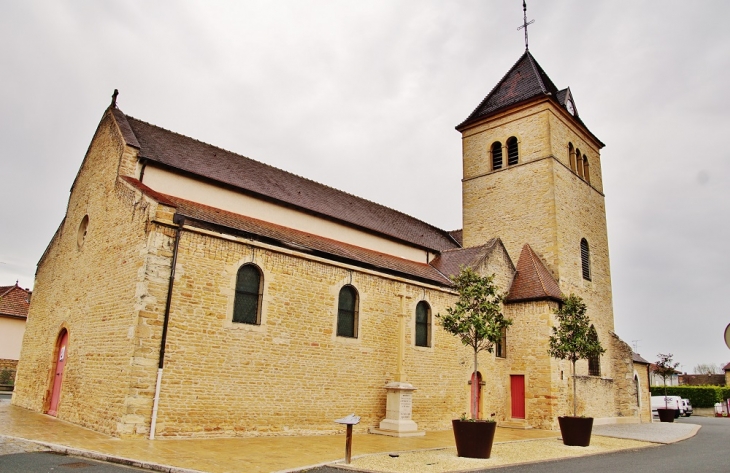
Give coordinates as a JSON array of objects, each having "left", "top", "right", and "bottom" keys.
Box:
[
  {"left": 492, "top": 141, "right": 503, "bottom": 170},
  {"left": 580, "top": 238, "right": 591, "bottom": 280},
  {"left": 507, "top": 137, "right": 519, "bottom": 165}
]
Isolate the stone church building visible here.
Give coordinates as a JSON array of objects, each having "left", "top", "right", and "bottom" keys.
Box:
[{"left": 13, "top": 49, "right": 652, "bottom": 438}]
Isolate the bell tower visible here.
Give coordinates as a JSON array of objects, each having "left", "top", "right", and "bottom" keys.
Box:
[{"left": 456, "top": 49, "right": 615, "bottom": 336}]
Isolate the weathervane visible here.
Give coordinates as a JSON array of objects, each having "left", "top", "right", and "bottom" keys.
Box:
[{"left": 517, "top": 0, "right": 535, "bottom": 50}]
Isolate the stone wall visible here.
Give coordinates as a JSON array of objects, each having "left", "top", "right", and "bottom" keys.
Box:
[{"left": 13, "top": 109, "right": 161, "bottom": 437}]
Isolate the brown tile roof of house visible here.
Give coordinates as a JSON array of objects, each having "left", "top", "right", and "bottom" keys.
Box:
[
  {"left": 111, "top": 109, "right": 460, "bottom": 253},
  {"left": 723, "top": 362, "right": 730, "bottom": 372},
  {"left": 632, "top": 353, "right": 650, "bottom": 365},
  {"left": 455, "top": 51, "right": 603, "bottom": 147},
  {"left": 505, "top": 244, "right": 562, "bottom": 303},
  {"left": 121, "top": 178, "right": 453, "bottom": 287},
  {"left": 429, "top": 239, "right": 503, "bottom": 280},
  {"left": 0, "top": 284, "right": 32, "bottom": 319}
]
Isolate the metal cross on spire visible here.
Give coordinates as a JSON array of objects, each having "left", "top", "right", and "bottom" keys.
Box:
[{"left": 517, "top": 0, "right": 535, "bottom": 51}]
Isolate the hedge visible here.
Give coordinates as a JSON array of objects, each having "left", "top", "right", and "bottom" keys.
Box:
[{"left": 650, "top": 385, "right": 730, "bottom": 408}]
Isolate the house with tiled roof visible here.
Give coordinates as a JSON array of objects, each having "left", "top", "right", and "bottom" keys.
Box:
[
  {"left": 14, "top": 47, "right": 646, "bottom": 438},
  {"left": 0, "top": 283, "right": 32, "bottom": 378}
]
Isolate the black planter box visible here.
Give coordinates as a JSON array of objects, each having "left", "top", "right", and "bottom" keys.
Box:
[
  {"left": 452, "top": 419, "right": 497, "bottom": 458},
  {"left": 558, "top": 416, "right": 593, "bottom": 446}
]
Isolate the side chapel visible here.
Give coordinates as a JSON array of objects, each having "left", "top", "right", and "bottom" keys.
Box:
[{"left": 14, "top": 48, "right": 652, "bottom": 438}]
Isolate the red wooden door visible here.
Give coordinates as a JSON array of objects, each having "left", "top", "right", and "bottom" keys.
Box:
[
  {"left": 48, "top": 331, "right": 68, "bottom": 417},
  {"left": 510, "top": 375, "right": 525, "bottom": 419}
]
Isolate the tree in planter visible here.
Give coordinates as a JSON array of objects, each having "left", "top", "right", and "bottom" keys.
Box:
[
  {"left": 547, "top": 294, "right": 605, "bottom": 417},
  {"left": 437, "top": 267, "right": 512, "bottom": 420},
  {"left": 654, "top": 353, "right": 680, "bottom": 409}
]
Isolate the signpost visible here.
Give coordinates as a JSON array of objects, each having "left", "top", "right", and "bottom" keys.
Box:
[{"left": 334, "top": 414, "right": 360, "bottom": 464}]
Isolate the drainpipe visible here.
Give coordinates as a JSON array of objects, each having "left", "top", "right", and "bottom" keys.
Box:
[{"left": 149, "top": 213, "right": 185, "bottom": 440}]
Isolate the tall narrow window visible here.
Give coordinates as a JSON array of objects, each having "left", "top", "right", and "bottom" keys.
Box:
[
  {"left": 495, "top": 327, "right": 507, "bottom": 358},
  {"left": 507, "top": 137, "right": 519, "bottom": 166},
  {"left": 491, "top": 142, "right": 503, "bottom": 170},
  {"left": 580, "top": 238, "right": 591, "bottom": 281},
  {"left": 414, "top": 301, "right": 431, "bottom": 347},
  {"left": 576, "top": 148, "right": 584, "bottom": 178},
  {"left": 588, "top": 354, "right": 601, "bottom": 376},
  {"left": 588, "top": 324, "right": 600, "bottom": 376},
  {"left": 233, "top": 264, "right": 263, "bottom": 324},
  {"left": 337, "top": 285, "right": 359, "bottom": 338},
  {"left": 568, "top": 143, "right": 576, "bottom": 171},
  {"left": 583, "top": 155, "right": 590, "bottom": 183}
]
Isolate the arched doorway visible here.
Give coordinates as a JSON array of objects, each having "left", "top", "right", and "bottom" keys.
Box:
[{"left": 47, "top": 329, "right": 68, "bottom": 417}]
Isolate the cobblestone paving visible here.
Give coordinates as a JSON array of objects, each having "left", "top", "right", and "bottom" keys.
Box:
[
  {"left": 0, "top": 400, "right": 50, "bottom": 456},
  {"left": 0, "top": 436, "right": 50, "bottom": 456}
]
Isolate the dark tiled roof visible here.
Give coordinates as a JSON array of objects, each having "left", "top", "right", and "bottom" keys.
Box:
[
  {"left": 505, "top": 244, "right": 562, "bottom": 303},
  {"left": 723, "top": 362, "right": 730, "bottom": 372},
  {"left": 0, "top": 284, "right": 32, "bottom": 319},
  {"left": 121, "top": 178, "right": 452, "bottom": 287},
  {"left": 429, "top": 239, "right": 501, "bottom": 280},
  {"left": 632, "top": 353, "right": 650, "bottom": 365},
  {"left": 455, "top": 52, "right": 604, "bottom": 147},
  {"left": 448, "top": 229, "right": 463, "bottom": 246},
  {"left": 113, "top": 110, "right": 459, "bottom": 253},
  {"left": 457, "top": 50, "right": 559, "bottom": 129}
]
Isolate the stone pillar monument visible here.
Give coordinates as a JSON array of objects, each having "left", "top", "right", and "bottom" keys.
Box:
[{"left": 370, "top": 293, "right": 425, "bottom": 437}]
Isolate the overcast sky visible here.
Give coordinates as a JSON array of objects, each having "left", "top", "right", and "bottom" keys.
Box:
[{"left": 1, "top": 1, "right": 729, "bottom": 374}]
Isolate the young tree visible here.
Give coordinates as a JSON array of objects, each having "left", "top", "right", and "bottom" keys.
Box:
[
  {"left": 693, "top": 363, "right": 719, "bottom": 375},
  {"left": 437, "top": 267, "right": 512, "bottom": 419},
  {"left": 655, "top": 353, "right": 680, "bottom": 408},
  {"left": 548, "top": 294, "right": 606, "bottom": 417}
]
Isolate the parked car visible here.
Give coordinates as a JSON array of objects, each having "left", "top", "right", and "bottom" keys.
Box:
[
  {"left": 681, "top": 398, "right": 693, "bottom": 417},
  {"left": 651, "top": 395, "right": 684, "bottom": 418}
]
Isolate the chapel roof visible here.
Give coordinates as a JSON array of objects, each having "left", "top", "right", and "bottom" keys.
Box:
[
  {"left": 632, "top": 353, "right": 650, "bottom": 365},
  {"left": 429, "top": 239, "right": 503, "bottom": 280},
  {"left": 121, "top": 177, "right": 453, "bottom": 287},
  {"left": 505, "top": 244, "right": 562, "bottom": 303},
  {"left": 455, "top": 51, "right": 603, "bottom": 146},
  {"left": 0, "top": 283, "right": 32, "bottom": 319},
  {"left": 111, "top": 109, "right": 460, "bottom": 253}
]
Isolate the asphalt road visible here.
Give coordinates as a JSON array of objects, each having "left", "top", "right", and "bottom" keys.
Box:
[
  {"left": 0, "top": 451, "right": 152, "bottom": 473},
  {"left": 307, "top": 416, "right": 730, "bottom": 473}
]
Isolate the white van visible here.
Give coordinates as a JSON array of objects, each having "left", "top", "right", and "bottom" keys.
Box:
[{"left": 651, "top": 395, "right": 683, "bottom": 418}]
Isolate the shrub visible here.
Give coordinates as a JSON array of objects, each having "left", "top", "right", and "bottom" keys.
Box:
[
  {"left": 650, "top": 385, "right": 728, "bottom": 408},
  {"left": 0, "top": 368, "right": 14, "bottom": 385}
]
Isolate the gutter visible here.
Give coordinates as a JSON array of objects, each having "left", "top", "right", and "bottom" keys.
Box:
[{"left": 149, "top": 213, "right": 185, "bottom": 440}]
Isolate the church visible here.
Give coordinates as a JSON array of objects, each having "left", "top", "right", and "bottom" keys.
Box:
[{"left": 13, "top": 45, "right": 651, "bottom": 438}]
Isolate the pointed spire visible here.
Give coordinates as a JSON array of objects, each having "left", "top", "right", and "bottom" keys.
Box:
[
  {"left": 111, "top": 89, "right": 119, "bottom": 108},
  {"left": 505, "top": 244, "right": 562, "bottom": 303}
]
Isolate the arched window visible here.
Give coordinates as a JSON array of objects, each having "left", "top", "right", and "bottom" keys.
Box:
[
  {"left": 491, "top": 142, "right": 503, "bottom": 170},
  {"left": 415, "top": 301, "right": 431, "bottom": 347},
  {"left": 576, "top": 148, "right": 584, "bottom": 178},
  {"left": 337, "top": 285, "right": 359, "bottom": 338},
  {"left": 580, "top": 238, "right": 591, "bottom": 281},
  {"left": 583, "top": 155, "right": 590, "bottom": 183},
  {"left": 568, "top": 143, "right": 576, "bottom": 171},
  {"left": 634, "top": 374, "right": 641, "bottom": 406},
  {"left": 233, "top": 264, "right": 263, "bottom": 325},
  {"left": 507, "top": 137, "right": 519, "bottom": 166}
]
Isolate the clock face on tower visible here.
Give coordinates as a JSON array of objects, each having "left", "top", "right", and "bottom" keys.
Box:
[{"left": 566, "top": 99, "right": 575, "bottom": 116}]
